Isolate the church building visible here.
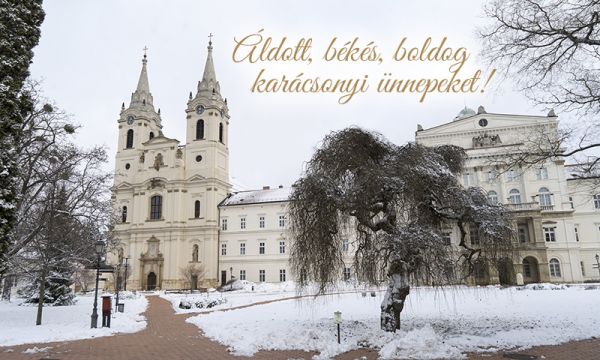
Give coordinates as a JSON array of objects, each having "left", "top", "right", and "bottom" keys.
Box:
[{"left": 111, "top": 40, "right": 231, "bottom": 289}]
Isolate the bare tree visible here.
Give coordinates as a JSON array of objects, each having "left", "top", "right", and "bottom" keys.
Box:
[
  {"left": 180, "top": 263, "right": 206, "bottom": 292},
  {"left": 479, "top": 0, "right": 600, "bottom": 178},
  {"left": 2, "top": 81, "right": 112, "bottom": 325},
  {"left": 289, "top": 128, "right": 514, "bottom": 332}
]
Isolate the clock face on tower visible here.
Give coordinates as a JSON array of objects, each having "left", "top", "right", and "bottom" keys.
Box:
[
  {"left": 196, "top": 105, "right": 205, "bottom": 115},
  {"left": 127, "top": 115, "right": 135, "bottom": 125}
]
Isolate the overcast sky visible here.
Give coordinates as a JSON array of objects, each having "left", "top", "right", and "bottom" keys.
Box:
[{"left": 29, "top": 0, "right": 547, "bottom": 189}]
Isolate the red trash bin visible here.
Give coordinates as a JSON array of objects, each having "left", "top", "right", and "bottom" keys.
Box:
[{"left": 101, "top": 295, "right": 112, "bottom": 328}]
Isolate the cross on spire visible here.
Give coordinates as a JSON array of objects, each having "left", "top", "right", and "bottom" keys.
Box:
[
  {"left": 208, "top": 33, "right": 213, "bottom": 45},
  {"left": 143, "top": 46, "right": 148, "bottom": 58}
]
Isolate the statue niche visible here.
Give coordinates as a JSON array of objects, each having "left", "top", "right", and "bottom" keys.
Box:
[{"left": 153, "top": 153, "right": 164, "bottom": 171}]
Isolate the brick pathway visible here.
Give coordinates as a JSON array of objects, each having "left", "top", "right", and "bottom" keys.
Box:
[
  {"left": 0, "top": 295, "right": 598, "bottom": 360},
  {"left": 0, "top": 295, "right": 315, "bottom": 360}
]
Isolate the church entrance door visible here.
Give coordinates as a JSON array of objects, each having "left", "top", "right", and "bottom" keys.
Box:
[
  {"left": 221, "top": 270, "right": 227, "bottom": 286},
  {"left": 147, "top": 272, "right": 157, "bottom": 290}
]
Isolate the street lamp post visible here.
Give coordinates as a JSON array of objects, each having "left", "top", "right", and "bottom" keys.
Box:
[
  {"left": 595, "top": 254, "right": 600, "bottom": 279},
  {"left": 90, "top": 241, "right": 105, "bottom": 329},
  {"left": 123, "top": 257, "right": 129, "bottom": 291}
]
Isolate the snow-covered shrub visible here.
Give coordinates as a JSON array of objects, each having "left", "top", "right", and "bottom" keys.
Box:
[{"left": 179, "top": 297, "right": 227, "bottom": 310}]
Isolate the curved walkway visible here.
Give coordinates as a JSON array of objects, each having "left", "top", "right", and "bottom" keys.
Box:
[{"left": 0, "top": 294, "right": 598, "bottom": 360}]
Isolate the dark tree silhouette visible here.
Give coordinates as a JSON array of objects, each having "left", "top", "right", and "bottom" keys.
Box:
[{"left": 289, "top": 128, "right": 514, "bottom": 332}]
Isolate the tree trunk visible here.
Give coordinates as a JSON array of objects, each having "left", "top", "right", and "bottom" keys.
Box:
[
  {"left": 36, "top": 270, "right": 46, "bottom": 326},
  {"left": 380, "top": 267, "right": 410, "bottom": 332},
  {"left": 0, "top": 274, "right": 10, "bottom": 301}
]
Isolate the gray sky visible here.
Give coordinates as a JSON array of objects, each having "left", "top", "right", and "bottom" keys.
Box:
[{"left": 30, "top": 0, "right": 543, "bottom": 189}]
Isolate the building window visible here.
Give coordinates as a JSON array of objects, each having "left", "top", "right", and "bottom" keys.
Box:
[
  {"left": 536, "top": 167, "right": 549, "bottom": 180},
  {"left": 594, "top": 194, "right": 600, "bottom": 210},
  {"left": 221, "top": 243, "right": 226, "bottom": 256},
  {"left": 150, "top": 195, "right": 162, "bottom": 220},
  {"left": 575, "top": 226, "right": 580, "bottom": 242},
  {"left": 581, "top": 261, "right": 586, "bottom": 276},
  {"left": 259, "top": 242, "right": 265, "bottom": 254},
  {"left": 219, "top": 122, "right": 224, "bottom": 143},
  {"left": 240, "top": 243, "right": 246, "bottom": 255},
  {"left": 462, "top": 172, "right": 473, "bottom": 186},
  {"left": 442, "top": 232, "right": 452, "bottom": 245},
  {"left": 240, "top": 217, "right": 246, "bottom": 229},
  {"left": 149, "top": 131, "right": 155, "bottom": 140},
  {"left": 279, "top": 241, "right": 286, "bottom": 254},
  {"left": 192, "top": 244, "right": 199, "bottom": 262},
  {"left": 279, "top": 269, "right": 286, "bottom": 282},
  {"left": 221, "top": 218, "right": 228, "bottom": 231},
  {"left": 487, "top": 170, "right": 498, "bottom": 183},
  {"left": 518, "top": 224, "right": 529, "bottom": 243},
  {"left": 549, "top": 258, "right": 561, "bottom": 277},
  {"left": 194, "top": 200, "right": 200, "bottom": 218},
  {"left": 121, "top": 206, "right": 128, "bottom": 223},
  {"left": 469, "top": 226, "right": 480, "bottom": 245},
  {"left": 259, "top": 216, "right": 265, "bottom": 228},
  {"left": 343, "top": 267, "right": 351, "bottom": 281},
  {"left": 523, "top": 259, "right": 531, "bottom": 278},
  {"left": 569, "top": 196, "right": 574, "bottom": 209},
  {"left": 239, "top": 270, "right": 246, "bottom": 281},
  {"left": 509, "top": 189, "right": 521, "bottom": 204},
  {"left": 259, "top": 270, "right": 265, "bottom": 282},
  {"left": 538, "top": 187, "right": 552, "bottom": 208},
  {"left": 196, "top": 120, "right": 204, "bottom": 140},
  {"left": 278, "top": 215, "right": 286, "bottom": 228},
  {"left": 342, "top": 239, "right": 349, "bottom": 253},
  {"left": 506, "top": 169, "right": 520, "bottom": 182},
  {"left": 126, "top": 129, "right": 134, "bottom": 148},
  {"left": 487, "top": 191, "right": 498, "bottom": 205},
  {"left": 543, "top": 227, "right": 556, "bottom": 242}
]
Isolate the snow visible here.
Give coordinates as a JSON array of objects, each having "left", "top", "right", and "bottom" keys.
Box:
[
  {"left": 161, "top": 281, "right": 301, "bottom": 314},
  {"left": 220, "top": 187, "right": 291, "bottom": 206},
  {"left": 0, "top": 291, "right": 148, "bottom": 347},
  {"left": 187, "top": 285, "right": 600, "bottom": 359}
]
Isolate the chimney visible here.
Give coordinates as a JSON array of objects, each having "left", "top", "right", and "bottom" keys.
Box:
[{"left": 262, "top": 186, "right": 270, "bottom": 190}]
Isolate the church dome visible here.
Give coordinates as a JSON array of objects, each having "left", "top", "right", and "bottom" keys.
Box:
[{"left": 454, "top": 106, "right": 476, "bottom": 121}]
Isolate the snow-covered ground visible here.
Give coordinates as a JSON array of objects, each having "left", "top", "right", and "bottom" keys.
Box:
[
  {"left": 187, "top": 284, "right": 600, "bottom": 359},
  {"left": 0, "top": 291, "right": 148, "bottom": 347},
  {"left": 161, "top": 280, "right": 369, "bottom": 314}
]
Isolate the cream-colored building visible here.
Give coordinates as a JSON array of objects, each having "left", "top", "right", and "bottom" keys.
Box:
[
  {"left": 415, "top": 106, "right": 600, "bottom": 284},
  {"left": 111, "top": 42, "right": 600, "bottom": 290},
  {"left": 111, "top": 41, "right": 230, "bottom": 289}
]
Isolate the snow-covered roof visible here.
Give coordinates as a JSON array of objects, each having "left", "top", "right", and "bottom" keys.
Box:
[{"left": 220, "top": 187, "right": 291, "bottom": 206}]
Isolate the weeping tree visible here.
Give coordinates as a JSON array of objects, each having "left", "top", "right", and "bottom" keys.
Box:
[{"left": 289, "top": 128, "right": 514, "bottom": 332}]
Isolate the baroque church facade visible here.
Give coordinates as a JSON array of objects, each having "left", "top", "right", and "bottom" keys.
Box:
[
  {"left": 111, "top": 42, "right": 600, "bottom": 290},
  {"left": 111, "top": 41, "right": 231, "bottom": 289}
]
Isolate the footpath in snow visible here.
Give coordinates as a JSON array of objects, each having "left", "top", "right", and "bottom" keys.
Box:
[
  {"left": 0, "top": 291, "right": 148, "bottom": 347},
  {"left": 185, "top": 283, "right": 600, "bottom": 359}
]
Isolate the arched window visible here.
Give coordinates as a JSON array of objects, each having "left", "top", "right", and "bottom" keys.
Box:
[
  {"left": 194, "top": 200, "right": 200, "bottom": 218},
  {"left": 150, "top": 195, "right": 162, "bottom": 220},
  {"left": 538, "top": 187, "right": 552, "bottom": 208},
  {"left": 487, "top": 190, "right": 498, "bottom": 204},
  {"left": 196, "top": 120, "right": 204, "bottom": 140},
  {"left": 121, "top": 206, "right": 128, "bottom": 223},
  {"left": 509, "top": 189, "right": 521, "bottom": 204},
  {"left": 126, "top": 129, "right": 134, "bottom": 149},
  {"left": 149, "top": 132, "right": 155, "bottom": 140},
  {"left": 192, "top": 244, "right": 199, "bottom": 262},
  {"left": 219, "top": 122, "right": 224, "bottom": 143},
  {"left": 549, "top": 258, "right": 561, "bottom": 277}
]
